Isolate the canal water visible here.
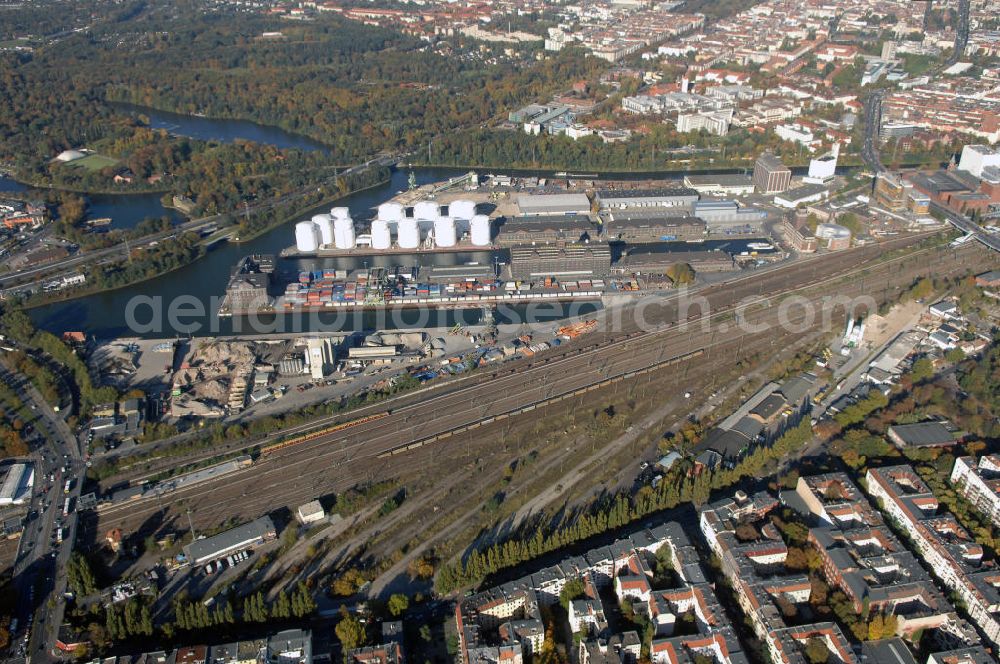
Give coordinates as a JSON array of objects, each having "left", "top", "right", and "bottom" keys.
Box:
[{"left": 26, "top": 107, "right": 777, "bottom": 338}]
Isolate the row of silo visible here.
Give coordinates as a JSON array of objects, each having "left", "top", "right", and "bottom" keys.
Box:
[
  {"left": 296, "top": 199, "right": 493, "bottom": 253},
  {"left": 294, "top": 208, "right": 358, "bottom": 252}
]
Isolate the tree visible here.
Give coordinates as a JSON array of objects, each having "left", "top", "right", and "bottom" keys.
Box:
[
  {"left": 559, "top": 577, "right": 586, "bottom": 609},
  {"left": 408, "top": 555, "right": 436, "bottom": 580},
  {"left": 335, "top": 614, "right": 366, "bottom": 652},
  {"left": 868, "top": 613, "right": 885, "bottom": 641},
  {"left": 911, "top": 357, "right": 934, "bottom": 382},
  {"left": 804, "top": 637, "right": 830, "bottom": 664},
  {"left": 666, "top": 263, "right": 695, "bottom": 286},
  {"left": 387, "top": 593, "right": 409, "bottom": 617}
]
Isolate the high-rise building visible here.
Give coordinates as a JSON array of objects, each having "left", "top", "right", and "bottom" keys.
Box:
[
  {"left": 958, "top": 145, "right": 1000, "bottom": 179},
  {"left": 752, "top": 153, "right": 791, "bottom": 194}
]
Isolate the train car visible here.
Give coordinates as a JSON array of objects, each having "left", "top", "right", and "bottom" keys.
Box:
[{"left": 260, "top": 411, "right": 391, "bottom": 456}]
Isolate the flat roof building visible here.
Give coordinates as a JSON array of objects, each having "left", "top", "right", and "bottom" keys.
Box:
[
  {"left": 774, "top": 184, "right": 830, "bottom": 209},
  {"left": 516, "top": 193, "right": 591, "bottom": 217},
  {"left": 0, "top": 463, "right": 33, "bottom": 506},
  {"left": 183, "top": 516, "right": 277, "bottom": 565},
  {"left": 886, "top": 421, "right": 959, "bottom": 448},
  {"left": 682, "top": 174, "right": 755, "bottom": 196},
  {"left": 595, "top": 187, "right": 699, "bottom": 211}
]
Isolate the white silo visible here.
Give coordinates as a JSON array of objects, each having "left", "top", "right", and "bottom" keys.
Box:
[
  {"left": 371, "top": 219, "right": 392, "bottom": 250},
  {"left": 295, "top": 221, "right": 319, "bottom": 253},
  {"left": 433, "top": 216, "right": 457, "bottom": 248},
  {"left": 397, "top": 218, "right": 420, "bottom": 249},
  {"left": 312, "top": 214, "right": 335, "bottom": 247},
  {"left": 449, "top": 199, "right": 476, "bottom": 221},
  {"left": 334, "top": 215, "right": 356, "bottom": 249},
  {"left": 330, "top": 206, "right": 351, "bottom": 221},
  {"left": 377, "top": 202, "right": 405, "bottom": 222},
  {"left": 470, "top": 214, "right": 492, "bottom": 246},
  {"left": 413, "top": 200, "right": 440, "bottom": 222}
]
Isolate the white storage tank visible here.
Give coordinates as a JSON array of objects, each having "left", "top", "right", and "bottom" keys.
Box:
[
  {"left": 312, "top": 214, "right": 335, "bottom": 247},
  {"left": 295, "top": 221, "right": 319, "bottom": 253},
  {"left": 433, "top": 216, "right": 457, "bottom": 248},
  {"left": 449, "top": 199, "right": 476, "bottom": 221},
  {"left": 377, "top": 202, "right": 405, "bottom": 222},
  {"left": 397, "top": 219, "right": 420, "bottom": 249},
  {"left": 330, "top": 206, "right": 351, "bottom": 221},
  {"left": 413, "top": 200, "right": 440, "bottom": 221},
  {"left": 370, "top": 219, "right": 392, "bottom": 250},
  {"left": 470, "top": 214, "right": 492, "bottom": 246},
  {"left": 334, "top": 215, "right": 356, "bottom": 249}
]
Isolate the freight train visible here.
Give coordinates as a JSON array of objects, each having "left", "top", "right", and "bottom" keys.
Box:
[{"left": 259, "top": 411, "right": 392, "bottom": 456}]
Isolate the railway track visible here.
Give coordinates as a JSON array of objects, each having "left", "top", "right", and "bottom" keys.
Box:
[
  {"left": 85, "top": 239, "right": 994, "bottom": 535},
  {"left": 101, "top": 231, "right": 947, "bottom": 487}
]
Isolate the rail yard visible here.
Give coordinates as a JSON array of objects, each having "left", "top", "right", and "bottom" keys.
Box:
[{"left": 84, "top": 234, "right": 996, "bottom": 545}]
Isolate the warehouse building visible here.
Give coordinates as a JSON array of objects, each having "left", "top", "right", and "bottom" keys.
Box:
[
  {"left": 682, "top": 174, "right": 755, "bottom": 196},
  {"left": 510, "top": 245, "right": 611, "bottom": 280},
  {"left": 515, "top": 193, "right": 591, "bottom": 217},
  {"left": 602, "top": 211, "right": 705, "bottom": 243},
  {"left": 0, "top": 463, "right": 33, "bottom": 506},
  {"left": 595, "top": 187, "right": 699, "bottom": 211},
  {"left": 693, "top": 200, "right": 767, "bottom": 232},
  {"left": 183, "top": 516, "right": 277, "bottom": 565},
  {"left": 498, "top": 215, "right": 596, "bottom": 246},
  {"left": 614, "top": 248, "right": 735, "bottom": 275},
  {"left": 752, "top": 153, "right": 791, "bottom": 194},
  {"left": 774, "top": 183, "right": 830, "bottom": 209},
  {"left": 886, "top": 421, "right": 959, "bottom": 449}
]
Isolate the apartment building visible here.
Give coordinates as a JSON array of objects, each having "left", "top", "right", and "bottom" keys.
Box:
[
  {"left": 950, "top": 456, "right": 1000, "bottom": 526},
  {"left": 866, "top": 465, "right": 999, "bottom": 647}
]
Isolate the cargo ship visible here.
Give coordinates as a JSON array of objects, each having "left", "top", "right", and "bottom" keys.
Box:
[
  {"left": 219, "top": 260, "right": 606, "bottom": 316},
  {"left": 272, "top": 268, "right": 606, "bottom": 313}
]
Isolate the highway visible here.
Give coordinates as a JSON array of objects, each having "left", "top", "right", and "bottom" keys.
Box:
[{"left": 87, "top": 234, "right": 995, "bottom": 538}]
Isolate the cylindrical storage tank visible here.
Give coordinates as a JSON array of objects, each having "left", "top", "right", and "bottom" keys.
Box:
[
  {"left": 449, "top": 199, "right": 476, "bottom": 221},
  {"left": 295, "top": 221, "right": 319, "bottom": 253},
  {"left": 413, "top": 200, "right": 439, "bottom": 221},
  {"left": 433, "top": 216, "right": 457, "bottom": 248},
  {"left": 377, "top": 202, "right": 405, "bottom": 222},
  {"left": 330, "top": 206, "right": 351, "bottom": 221},
  {"left": 397, "top": 219, "right": 420, "bottom": 249},
  {"left": 312, "top": 214, "right": 334, "bottom": 247},
  {"left": 334, "top": 216, "right": 356, "bottom": 249},
  {"left": 470, "top": 214, "right": 492, "bottom": 246},
  {"left": 371, "top": 219, "right": 392, "bottom": 250}
]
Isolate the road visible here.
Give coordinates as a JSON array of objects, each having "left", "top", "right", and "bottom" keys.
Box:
[
  {"left": 87, "top": 233, "right": 992, "bottom": 538},
  {"left": 0, "top": 360, "right": 85, "bottom": 663}
]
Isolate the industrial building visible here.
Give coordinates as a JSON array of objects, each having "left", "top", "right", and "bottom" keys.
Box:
[
  {"left": 595, "top": 187, "right": 699, "bottom": 211},
  {"left": 773, "top": 184, "right": 830, "bottom": 209},
  {"left": 182, "top": 516, "right": 277, "bottom": 565},
  {"left": 515, "top": 193, "right": 591, "bottom": 217},
  {"left": 614, "top": 248, "right": 735, "bottom": 275},
  {"left": 682, "top": 174, "right": 755, "bottom": 196},
  {"left": 692, "top": 200, "right": 767, "bottom": 232},
  {"left": 497, "top": 215, "right": 596, "bottom": 246},
  {"left": 225, "top": 255, "right": 275, "bottom": 312},
  {"left": 0, "top": 463, "right": 33, "bottom": 506},
  {"left": 306, "top": 338, "right": 337, "bottom": 380},
  {"left": 752, "top": 153, "right": 792, "bottom": 194},
  {"left": 509, "top": 245, "right": 612, "bottom": 280},
  {"left": 602, "top": 211, "right": 705, "bottom": 243}
]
